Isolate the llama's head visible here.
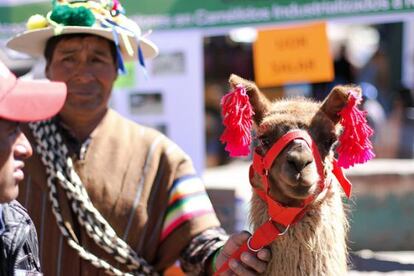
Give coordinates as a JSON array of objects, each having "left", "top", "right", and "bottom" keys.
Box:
[{"left": 228, "top": 74, "right": 362, "bottom": 207}]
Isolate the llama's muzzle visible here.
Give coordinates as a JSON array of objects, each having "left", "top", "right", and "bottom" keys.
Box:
[{"left": 286, "top": 139, "right": 314, "bottom": 173}]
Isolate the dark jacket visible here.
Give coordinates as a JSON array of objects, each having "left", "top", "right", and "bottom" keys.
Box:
[{"left": 0, "top": 200, "right": 41, "bottom": 276}]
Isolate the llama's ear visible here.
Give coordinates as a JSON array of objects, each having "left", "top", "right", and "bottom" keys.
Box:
[
  {"left": 321, "top": 85, "right": 374, "bottom": 169},
  {"left": 229, "top": 74, "right": 271, "bottom": 125},
  {"left": 320, "top": 85, "right": 362, "bottom": 124}
]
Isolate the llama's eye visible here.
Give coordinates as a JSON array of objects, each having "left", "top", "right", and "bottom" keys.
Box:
[
  {"left": 259, "top": 136, "right": 271, "bottom": 148},
  {"left": 325, "top": 138, "right": 337, "bottom": 149}
]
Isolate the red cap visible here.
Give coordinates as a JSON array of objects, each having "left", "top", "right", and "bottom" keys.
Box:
[{"left": 0, "top": 61, "right": 66, "bottom": 122}]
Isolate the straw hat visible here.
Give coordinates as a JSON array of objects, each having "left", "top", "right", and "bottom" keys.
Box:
[{"left": 7, "top": 0, "right": 158, "bottom": 64}]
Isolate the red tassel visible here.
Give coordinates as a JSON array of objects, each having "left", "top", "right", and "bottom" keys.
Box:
[
  {"left": 113, "top": 0, "right": 120, "bottom": 11},
  {"left": 337, "top": 90, "right": 375, "bottom": 168},
  {"left": 220, "top": 84, "right": 254, "bottom": 157}
]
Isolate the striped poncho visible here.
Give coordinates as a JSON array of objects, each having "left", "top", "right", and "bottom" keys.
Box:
[{"left": 19, "top": 109, "right": 222, "bottom": 275}]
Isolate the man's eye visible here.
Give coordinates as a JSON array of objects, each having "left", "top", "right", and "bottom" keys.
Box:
[
  {"left": 91, "top": 56, "right": 111, "bottom": 64},
  {"left": 62, "top": 56, "right": 75, "bottom": 63},
  {"left": 91, "top": 58, "right": 103, "bottom": 63},
  {"left": 9, "top": 123, "right": 21, "bottom": 137}
]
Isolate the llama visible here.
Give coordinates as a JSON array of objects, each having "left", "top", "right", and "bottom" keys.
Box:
[{"left": 217, "top": 74, "right": 374, "bottom": 276}]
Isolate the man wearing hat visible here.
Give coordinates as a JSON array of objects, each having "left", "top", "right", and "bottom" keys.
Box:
[
  {"left": 0, "top": 60, "right": 66, "bottom": 275},
  {"left": 7, "top": 1, "right": 270, "bottom": 275}
]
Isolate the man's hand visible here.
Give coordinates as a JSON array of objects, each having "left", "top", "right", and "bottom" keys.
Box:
[{"left": 214, "top": 231, "right": 271, "bottom": 275}]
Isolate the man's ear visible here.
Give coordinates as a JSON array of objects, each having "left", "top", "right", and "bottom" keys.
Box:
[
  {"left": 44, "top": 62, "right": 50, "bottom": 79},
  {"left": 228, "top": 74, "right": 271, "bottom": 125},
  {"left": 114, "top": 68, "right": 119, "bottom": 81}
]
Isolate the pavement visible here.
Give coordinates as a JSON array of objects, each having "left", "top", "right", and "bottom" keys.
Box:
[
  {"left": 202, "top": 160, "right": 414, "bottom": 275},
  {"left": 349, "top": 250, "right": 414, "bottom": 275}
]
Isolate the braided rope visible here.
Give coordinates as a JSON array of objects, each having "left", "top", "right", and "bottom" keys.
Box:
[{"left": 28, "top": 120, "right": 158, "bottom": 276}]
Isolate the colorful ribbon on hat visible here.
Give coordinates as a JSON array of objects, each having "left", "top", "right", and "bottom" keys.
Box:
[{"left": 111, "top": 27, "right": 126, "bottom": 74}]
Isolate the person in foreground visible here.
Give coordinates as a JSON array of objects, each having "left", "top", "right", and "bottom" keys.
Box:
[
  {"left": 0, "top": 60, "right": 66, "bottom": 275},
  {"left": 7, "top": 1, "right": 270, "bottom": 275}
]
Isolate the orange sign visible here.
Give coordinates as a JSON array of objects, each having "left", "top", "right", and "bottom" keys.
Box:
[{"left": 253, "top": 22, "right": 334, "bottom": 87}]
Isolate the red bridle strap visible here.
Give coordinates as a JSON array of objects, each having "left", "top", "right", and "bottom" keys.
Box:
[
  {"left": 252, "top": 130, "right": 325, "bottom": 193},
  {"left": 253, "top": 184, "right": 310, "bottom": 227},
  {"left": 214, "top": 130, "right": 327, "bottom": 275},
  {"left": 251, "top": 130, "right": 325, "bottom": 225},
  {"left": 214, "top": 220, "right": 282, "bottom": 275},
  {"left": 332, "top": 159, "right": 352, "bottom": 198}
]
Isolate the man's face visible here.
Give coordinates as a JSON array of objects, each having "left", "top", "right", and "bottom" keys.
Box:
[
  {"left": 45, "top": 35, "right": 118, "bottom": 120},
  {"left": 0, "top": 119, "right": 32, "bottom": 202}
]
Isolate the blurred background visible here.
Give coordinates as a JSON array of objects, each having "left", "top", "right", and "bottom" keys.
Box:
[{"left": 1, "top": 0, "right": 413, "bottom": 274}]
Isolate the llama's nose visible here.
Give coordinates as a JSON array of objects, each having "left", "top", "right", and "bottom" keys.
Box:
[{"left": 286, "top": 140, "right": 314, "bottom": 172}]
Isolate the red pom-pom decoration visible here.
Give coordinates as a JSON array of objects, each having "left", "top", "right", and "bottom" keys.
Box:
[
  {"left": 337, "top": 90, "right": 375, "bottom": 168},
  {"left": 220, "top": 84, "right": 254, "bottom": 157}
]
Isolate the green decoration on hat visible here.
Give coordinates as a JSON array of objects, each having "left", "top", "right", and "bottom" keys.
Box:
[{"left": 50, "top": 5, "right": 96, "bottom": 27}]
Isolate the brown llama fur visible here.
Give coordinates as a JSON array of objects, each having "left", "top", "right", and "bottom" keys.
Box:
[{"left": 229, "top": 74, "right": 355, "bottom": 276}]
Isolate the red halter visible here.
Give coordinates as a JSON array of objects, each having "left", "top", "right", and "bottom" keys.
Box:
[{"left": 214, "top": 130, "right": 352, "bottom": 275}]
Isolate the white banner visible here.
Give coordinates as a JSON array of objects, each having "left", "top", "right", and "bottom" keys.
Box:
[{"left": 111, "top": 30, "right": 206, "bottom": 173}]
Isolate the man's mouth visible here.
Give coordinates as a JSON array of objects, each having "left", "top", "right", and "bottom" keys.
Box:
[
  {"left": 69, "top": 89, "right": 95, "bottom": 96},
  {"left": 13, "top": 169, "right": 24, "bottom": 182},
  {"left": 14, "top": 161, "right": 25, "bottom": 182}
]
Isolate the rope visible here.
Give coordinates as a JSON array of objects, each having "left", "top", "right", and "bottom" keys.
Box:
[{"left": 29, "top": 120, "right": 158, "bottom": 276}]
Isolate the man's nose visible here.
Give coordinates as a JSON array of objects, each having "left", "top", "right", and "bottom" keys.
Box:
[
  {"left": 14, "top": 132, "right": 33, "bottom": 160},
  {"left": 74, "top": 61, "right": 95, "bottom": 82}
]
